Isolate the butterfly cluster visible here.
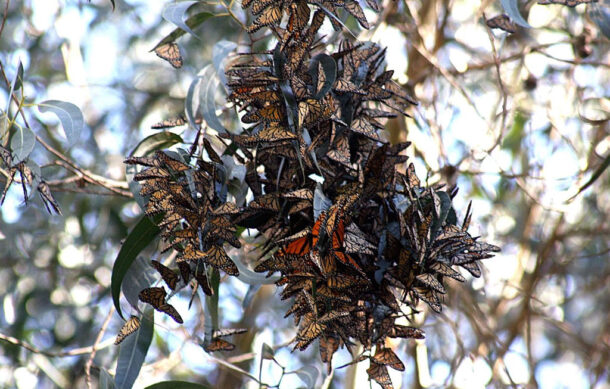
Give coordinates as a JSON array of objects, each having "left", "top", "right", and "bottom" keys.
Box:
[{"left": 123, "top": 2, "right": 500, "bottom": 387}]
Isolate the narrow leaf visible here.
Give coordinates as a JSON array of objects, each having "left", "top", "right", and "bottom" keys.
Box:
[
  {"left": 38, "top": 100, "right": 84, "bottom": 146},
  {"left": 130, "top": 132, "right": 183, "bottom": 157},
  {"left": 201, "top": 67, "right": 227, "bottom": 133},
  {"left": 6, "top": 61, "right": 23, "bottom": 113},
  {"left": 10, "top": 126, "right": 35, "bottom": 163},
  {"left": 162, "top": 2, "right": 202, "bottom": 40},
  {"left": 568, "top": 154, "right": 610, "bottom": 201},
  {"left": 121, "top": 256, "right": 156, "bottom": 313},
  {"left": 153, "top": 12, "right": 214, "bottom": 50},
  {"left": 115, "top": 308, "right": 154, "bottom": 389},
  {"left": 212, "top": 40, "right": 237, "bottom": 89},
  {"left": 111, "top": 215, "right": 161, "bottom": 319},
  {"left": 500, "top": 0, "right": 530, "bottom": 27}
]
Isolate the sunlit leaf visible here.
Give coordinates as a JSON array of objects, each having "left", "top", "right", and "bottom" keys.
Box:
[
  {"left": 153, "top": 12, "right": 215, "bottom": 50},
  {"left": 115, "top": 308, "right": 154, "bottom": 389},
  {"left": 38, "top": 100, "right": 84, "bottom": 146},
  {"left": 112, "top": 215, "right": 161, "bottom": 319},
  {"left": 212, "top": 40, "right": 237, "bottom": 88},
  {"left": 161, "top": 2, "right": 203, "bottom": 40}
]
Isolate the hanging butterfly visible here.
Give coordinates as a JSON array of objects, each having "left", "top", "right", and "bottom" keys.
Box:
[
  {"left": 154, "top": 42, "right": 183, "bottom": 68},
  {"left": 151, "top": 260, "right": 180, "bottom": 290},
  {"left": 372, "top": 348, "right": 405, "bottom": 371},
  {"left": 158, "top": 303, "right": 184, "bottom": 323},
  {"left": 294, "top": 314, "right": 326, "bottom": 351},
  {"left": 203, "top": 338, "right": 236, "bottom": 352},
  {"left": 366, "top": 361, "right": 393, "bottom": 389},
  {"left": 114, "top": 316, "right": 141, "bottom": 345},
  {"left": 486, "top": 14, "right": 517, "bottom": 33},
  {"left": 387, "top": 325, "right": 425, "bottom": 339},
  {"left": 319, "top": 336, "right": 340, "bottom": 374},
  {"left": 138, "top": 287, "right": 167, "bottom": 308}
]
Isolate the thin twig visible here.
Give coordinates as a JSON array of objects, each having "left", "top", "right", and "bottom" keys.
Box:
[
  {"left": 0, "top": 0, "right": 9, "bottom": 40},
  {"left": 0, "top": 332, "right": 115, "bottom": 358},
  {"left": 85, "top": 307, "right": 115, "bottom": 389}
]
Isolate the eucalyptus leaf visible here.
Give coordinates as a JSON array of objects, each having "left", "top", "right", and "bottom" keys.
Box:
[
  {"left": 161, "top": 1, "right": 202, "bottom": 40},
  {"left": 6, "top": 61, "right": 23, "bottom": 113},
  {"left": 129, "top": 132, "right": 184, "bottom": 157},
  {"left": 121, "top": 256, "right": 156, "bottom": 313},
  {"left": 201, "top": 67, "right": 227, "bottom": 133},
  {"left": 111, "top": 215, "right": 161, "bottom": 319},
  {"left": 500, "top": 0, "right": 530, "bottom": 28},
  {"left": 294, "top": 365, "right": 319, "bottom": 389},
  {"left": 115, "top": 308, "right": 154, "bottom": 389},
  {"left": 10, "top": 125, "right": 35, "bottom": 163},
  {"left": 38, "top": 100, "right": 84, "bottom": 146},
  {"left": 99, "top": 368, "right": 117, "bottom": 389},
  {"left": 212, "top": 40, "right": 237, "bottom": 89},
  {"left": 232, "top": 254, "right": 280, "bottom": 285},
  {"left": 153, "top": 12, "right": 214, "bottom": 50}
]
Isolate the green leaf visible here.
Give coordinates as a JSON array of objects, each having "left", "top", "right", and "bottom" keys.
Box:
[
  {"left": 10, "top": 125, "right": 35, "bottom": 163},
  {"left": 145, "top": 382, "right": 212, "bottom": 389},
  {"left": 500, "top": 0, "right": 530, "bottom": 28},
  {"left": 115, "top": 308, "right": 154, "bottom": 389},
  {"left": 153, "top": 11, "right": 215, "bottom": 50},
  {"left": 38, "top": 100, "right": 84, "bottom": 147},
  {"left": 111, "top": 215, "right": 161, "bottom": 319},
  {"left": 129, "top": 132, "right": 183, "bottom": 157},
  {"left": 502, "top": 111, "right": 526, "bottom": 153},
  {"left": 99, "top": 368, "right": 117, "bottom": 389}
]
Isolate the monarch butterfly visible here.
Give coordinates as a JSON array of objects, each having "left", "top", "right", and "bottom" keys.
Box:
[
  {"left": 114, "top": 316, "right": 141, "bottom": 345},
  {"left": 344, "top": 1, "right": 369, "bottom": 29},
  {"left": 151, "top": 115, "right": 194, "bottom": 129},
  {"left": 366, "top": 361, "right": 393, "bottom": 388},
  {"left": 372, "top": 348, "right": 405, "bottom": 371},
  {"left": 460, "top": 261, "right": 481, "bottom": 277},
  {"left": 429, "top": 262, "right": 465, "bottom": 282},
  {"left": 177, "top": 261, "right": 191, "bottom": 284},
  {"left": 249, "top": 194, "right": 281, "bottom": 212},
  {"left": 326, "top": 274, "right": 365, "bottom": 289},
  {"left": 204, "top": 338, "right": 235, "bottom": 352},
  {"left": 154, "top": 42, "right": 183, "bottom": 69},
  {"left": 282, "top": 188, "right": 313, "bottom": 200},
  {"left": 411, "top": 286, "right": 441, "bottom": 313},
  {"left": 288, "top": 200, "right": 311, "bottom": 215},
  {"left": 343, "top": 231, "right": 376, "bottom": 255},
  {"left": 151, "top": 260, "right": 180, "bottom": 290},
  {"left": 158, "top": 303, "right": 183, "bottom": 324},
  {"left": 415, "top": 273, "right": 446, "bottom": 294},
  {"left": 212, "top": 202, "right": 240, "bottom": 215},
  {"left": 134, "top": 166, "right": 170, "bottom": 181},
  {"left": 350, "top": 117, "right": 382, "bottom": 141},
  {"left": 256, "top": 126, "right": 297, "bottom": 143},
  {"left": 365, "top": 0, "right": 380, "bottom": 12},
  {"left": 204, "top": 245, "right": 239, "bottom": 276},
  {"left": 405, "top": 163, "right": 420, "bottom": 187},
  {"left": 319, "top": 335, "right": 339, "bottom": 365},
  {"left": 333, "top": 79, "right": 367, "bottom": 95},
  {"left": 287, "top": 0, "right": 310, "bottom": 33},
  {"left": 291, "top": 75, "right": 310, "bottom": 99},
  {"left": 319, "top": 309, "right": 350, "bottom": 323},
  {"left": 177, "top": 244, "right": 205, "bottom": 263},
  {"left": 156, "top": 151, "right": 190, "bottom": 172},
  {"left": 387, "top": 325, "right": 425, "bottom": 340},
  {"left": 486, "top": 14, "right": 517, "bottom": 33},
  {"left": 139, "top": 287, "right": 167, "bottom": 308},
  {"left": 248, "top": 5, "right": 282, "bottom": 33},
  {"left": 250, "top": 0, "right": 276, "bottom": 15},
  {"left": 316, "top": 284, "right": 350, "bottom": 302},
  {"left": 294, "top": 315, "right": 325, "bottom": 351}
]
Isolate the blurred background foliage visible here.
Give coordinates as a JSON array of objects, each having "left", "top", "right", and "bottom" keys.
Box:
[{"left": 0, "top": 0, "right": 608, "bottom": 388}]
